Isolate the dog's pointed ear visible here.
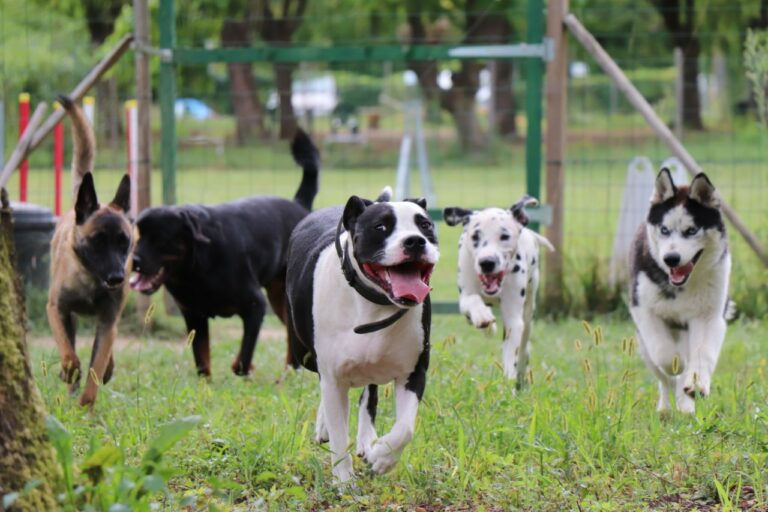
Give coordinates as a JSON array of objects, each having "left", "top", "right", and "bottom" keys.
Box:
[
  {"left": 510, "top": 195, "right": 539, "bottom": 226},
  {"left": 688, "top": 173, "right": 719, "bottom": 208},
  {"left": 443, "top": 207, "right": 472, "bottom": 227},
  {"left": 653, "top": 168, "right": 676, "bottom": 203},
  {"left": 180, "top": 210, "right": 210, "bottom": 244},
  {"left": 376, "top": 186, "right": 392, "bottom": 202},
  {"left": 110, "top": 174, "right": 131, "bottom": 213},
  {"left": 75, "top": 172, "right": 99, "bottom": 225},
  {"left": 343, "top": 195, "right": 369, "bottom": 232},
  {"left": 405, "top": 197, "right": 427, "bottom": 210}
]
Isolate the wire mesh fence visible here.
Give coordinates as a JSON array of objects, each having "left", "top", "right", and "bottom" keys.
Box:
[{"left": 1, "top": 0, "right": 767, "bottom": 314}]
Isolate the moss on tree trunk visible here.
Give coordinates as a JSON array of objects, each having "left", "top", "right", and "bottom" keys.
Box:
[{"left": 0, "top": 189, "right": 60, "bottom": 511}]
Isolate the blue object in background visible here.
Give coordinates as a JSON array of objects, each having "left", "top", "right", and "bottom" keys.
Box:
[{"left": 174, "top": 98, "right": 216, "bottom": 120}]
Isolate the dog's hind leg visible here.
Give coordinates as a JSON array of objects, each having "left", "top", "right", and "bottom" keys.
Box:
[
  {"left": 80, "top": 322, "right": 117, "bottom": 407},
  {"left": 232, "top": 292, "right": 267, "bottom": 376},
  {"left": 183, "top": 311, "right": 211, "bottom": 377},
  {"left": 47, "top": 302, "right": 81, "bottom": 391},
  {"left": 356, "top": 384, "right": 378, "bottom": 458},
  {"left": 500, "top": 289, "right": 528, "bottom": 385},
  {"left": 265, "top": 277, "right": 294, "bottom": 367}
]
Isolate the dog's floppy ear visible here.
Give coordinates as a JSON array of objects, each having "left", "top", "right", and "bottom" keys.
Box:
[
  {"left": 405, "top": 197, "right": 427, "bottom": 210},
  {"left": 75, "top": 172, "right": 99, "bottom": 225},
  {"left": 653, "top": 167, "right": 676, "bottom": 203},
  {"left": 343, "top": 195, "right": 369, "bottom": 232},
  {"left": 376, "top": 186, "right": 392, "bottom": 203},
  {"left": 110, "top": 174, "right": 131, "bottom": 213},
  {"left": 510, "top": 194, "right": 539, "bottom": 226},
  {"left": 180, "top": 209, "right": 210, "bottom": 244},
  {"left": 443, "top": 207, "right": 473, "bottom": 227},
  {"left": 688, "top": 173, "right": 719, "bottom": 208}
]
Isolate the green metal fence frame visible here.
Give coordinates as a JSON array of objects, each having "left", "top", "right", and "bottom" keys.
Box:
[{"left": 157, "top": 0, "right": 547, "bottom": 313}]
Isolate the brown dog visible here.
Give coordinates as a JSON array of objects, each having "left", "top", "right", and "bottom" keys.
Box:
[{"left": 46, "top": 95, "right": 133, "bottom": 407}]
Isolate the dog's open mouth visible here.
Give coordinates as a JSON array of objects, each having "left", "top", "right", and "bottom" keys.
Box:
[
  {"left": 362, "top": 260, "right": 434, "bottom": 305},
  {"left": 668, "top": 250, "right": 703, "bottom": 287},
  {"left": 479, "top": 271, "right": 505, "bottom": 296},
  {"left": 129, "top": 268, "right": 166, "bottom": 295}
]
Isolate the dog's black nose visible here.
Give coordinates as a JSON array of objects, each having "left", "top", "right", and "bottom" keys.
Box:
[
  {"left": 479, "top": 259, "right": 497, "bottom": 274},
  {"left": 663, "top": 253, "right": 681, "bottom": 268},
  {"left": 403, "top": 235, "right": 427, "bottom": 252},
  {"left": 106, "top": 273, "right": 125, "bottom": 287}
]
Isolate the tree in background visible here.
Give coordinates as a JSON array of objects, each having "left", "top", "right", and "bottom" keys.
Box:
[
  {"left": 406, "top": 0, "right": 517, "bottom": 150},
  {"left": 648, "top": 0, "right": 704, "bottom": 130},
  {"left": 221, "top": 0, "right": 269, "bottom": 143},
  {"left": 252, "top": 0, "right": 310, "bottom": 140},
  {"left": 0, "top": 191, "right": 61, "bottom": 511}
]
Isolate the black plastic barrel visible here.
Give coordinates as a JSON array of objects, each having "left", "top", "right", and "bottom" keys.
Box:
[{"left": 10, "top": 202, "right": 56, "bottom": 289}]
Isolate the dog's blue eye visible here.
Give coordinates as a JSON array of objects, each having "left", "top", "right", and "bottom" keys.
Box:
[
  {"left": 500, "top": 233, "right": 510, "bottom": 241},
  {"left": 660, "top": 226, "right": 670, "bottom": 236},
  {"left": 375, "top": 224, "right": 387, "bottom": 232},
  {"left": 684, "top": 227, "right": 699, "bottom": 237}
]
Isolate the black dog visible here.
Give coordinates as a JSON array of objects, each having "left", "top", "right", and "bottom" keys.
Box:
[{"left": 131, "top": 129, "right": 319, "bottom": 377}]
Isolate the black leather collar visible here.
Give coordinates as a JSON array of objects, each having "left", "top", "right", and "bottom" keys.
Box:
[{"left": 335, "top": 217, "right": 408, "bottom": 334}]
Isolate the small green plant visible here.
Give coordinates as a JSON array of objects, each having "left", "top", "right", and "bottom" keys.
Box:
[{"left": 44, "top": 414, "right": 201, "bottom": 511}]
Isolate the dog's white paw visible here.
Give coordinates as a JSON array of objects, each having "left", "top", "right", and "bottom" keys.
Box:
[
  {"left": 315, "top": 419, "right": 329, "bottom": 444},
  {"left": 332, "top": 462, "right": 355, "bottom": 484},
  {"left": 364, "top": 439, "right": 402, "bottom": 475},
  {"left": 682, "top": 371, "right": 710, "bottom": 399},
  {"left": 469, "top": 304, "right": 496, "bottom": 331},
  {"left": 676, "top": 393, "right": 696, "bottom": 415}
]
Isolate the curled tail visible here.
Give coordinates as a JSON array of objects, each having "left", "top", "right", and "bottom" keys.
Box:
[
  {"left": 291, "top": 128, "right": 320, "bottom": 211},
  {"left": 58, "top": 94, "right": 95, "bottom": 199}
]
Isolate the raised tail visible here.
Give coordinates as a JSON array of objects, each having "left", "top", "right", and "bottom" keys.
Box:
[
  {"left": 58, "top": 94, "right": 95, "bottom": 199},
  {"left": 291, "top": 128, "right": 320, "bottom": 211}
]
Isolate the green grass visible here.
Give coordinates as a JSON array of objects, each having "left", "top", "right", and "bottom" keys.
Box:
[{"left": 28, "top": 313, "right": 768, "bottom": 510}]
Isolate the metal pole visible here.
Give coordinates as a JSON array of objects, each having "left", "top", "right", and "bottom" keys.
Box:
[
  {"left": 159, "top": 0, "right": 177, "bottom": 206},
  {"left": 524, "top": 0, "right": 544, "bottom": 232},
  {"left": 674, "top": 47, "right": 684, "bottom": 141},
  {"left": 134, "top": 0, "right": 152, "bottom": 213}
]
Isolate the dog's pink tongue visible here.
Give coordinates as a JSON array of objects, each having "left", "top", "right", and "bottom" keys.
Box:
[
  {"left": 129, "top": 273, "right": 154, "bottom": 292},
  {"left": 670, "top": 262, "right": 694, "bottom": 283},
  {"left": 388, "top": 268, "right": 430, "bottom": 303}
]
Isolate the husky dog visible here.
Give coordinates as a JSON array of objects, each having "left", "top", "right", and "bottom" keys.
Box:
[
  {"left": 629, "top": 168, "right": 731, "bottom": 414},
  {"left": 47, "top": 95, "right": 133, "bottom": 407},
  {"left": 285, "top": 189, "right": 438, "bottom": 482},
  {"left": 443, "top": 195, "right": 554, "bottom": 389}
]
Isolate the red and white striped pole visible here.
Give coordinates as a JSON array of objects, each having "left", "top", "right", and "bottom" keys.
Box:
[
  {"left": 18, "top": 92, "right": 30, "bottom": 202},
  {"left": 125, "top": 99, "right": 139, "bottom": 217},
  {"left": 53, "top": 101, "right": 64, "bottom": 216}
]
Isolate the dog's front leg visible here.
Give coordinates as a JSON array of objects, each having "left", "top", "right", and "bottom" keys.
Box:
[
  {"left": 47, "top": 302, "right": 80, "bottom": 390},
  {"left": 182, "top": 311, "right": 211, "bottom": 376},
  {"left": 365, "top": 380, "right": 419, "bottom": 475},
  {"left": 320, "top": 377, "right": 353, "bottom": 482},
  {"left": 459, "top": 293, "right": 496, "bottom": 333},
  {"left": 232, "top": 293, "right": 266, "bottom": 376},
  {"left": 683, "top": 316, "right": 726, "bottom": 399},
  {"left": 500, "top": 291, "right": 529, "bottom": 387},
  {"left": 80, "top": 322, "right": 117, "bottom": 407}
]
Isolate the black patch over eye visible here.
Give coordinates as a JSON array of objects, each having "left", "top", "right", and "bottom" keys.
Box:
[
  {"left": 374, "top": 223, "right": 387, "bottom": 232},
  {"left": 660, "top": 226, "right": 670, "bottom": 236},
  {"left": 500, "top": 233, "right": 510, "bottom": 241},
  {"left": 683, "top": 227, "right": 699, "bottom": 237}
]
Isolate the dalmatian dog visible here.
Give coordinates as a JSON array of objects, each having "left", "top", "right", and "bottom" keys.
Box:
[{"left": 443, "top": 195, "right": 554, "bottom": 388}]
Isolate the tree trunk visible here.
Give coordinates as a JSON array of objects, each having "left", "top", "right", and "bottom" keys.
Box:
[
  {"left": 681, "top": 39, "right": 704, "bottom": 130},
  {"left": 221, "top": 19, "right": 268, "bottom": 144},
  {"left": 440, "top": 63, "right": 485, "bottom": 150},
  {"left": 275, "top": 62, "right": 298, "bottom": 140},
  {"left": 0, "top": 190, "right": 60, "bottom": 511}
]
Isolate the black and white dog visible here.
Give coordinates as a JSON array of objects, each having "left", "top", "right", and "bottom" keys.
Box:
[
  {"left": 443, "top": 196, "right": 554, "bottom": 388},
  {"left": 629, "top": 168, "right": 731, "bottom": 414},
  {"left": 285, "top": 189, "right": 438, "bottom": 482}
]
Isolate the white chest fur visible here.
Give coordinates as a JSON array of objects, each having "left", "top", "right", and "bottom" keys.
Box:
[{"left": 312, "top": 245, "right": 425, "bottom": 387}]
